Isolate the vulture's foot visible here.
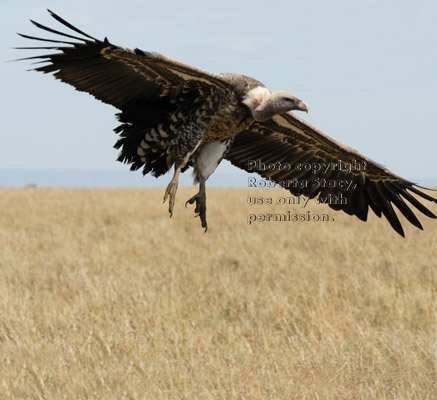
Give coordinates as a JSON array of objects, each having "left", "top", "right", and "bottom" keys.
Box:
[
  {"left": 163, "top": 181, "right": 178, "bottom": 218},
  {"left": 163, "top": 167, "right": 182, "bottom": 217},
  {"left": 185, "top": 192, "right": 208, "bottom": 232}
]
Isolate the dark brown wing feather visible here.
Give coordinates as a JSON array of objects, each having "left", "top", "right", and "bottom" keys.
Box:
[
  {"left": 16, "top": 10, "right": 231, "bottom": 110},
  {"left": 226, "top": 112, "right": 437, "bottom": 237}
]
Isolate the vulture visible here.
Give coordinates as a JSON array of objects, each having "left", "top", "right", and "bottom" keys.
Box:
[{"left": 16, "top": 10, "right": 437, "bottom": 236}]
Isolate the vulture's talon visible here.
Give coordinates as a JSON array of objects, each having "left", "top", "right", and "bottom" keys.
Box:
[
  {"left": 186, "top": 192, "right": 207, "bottom": 230},
  {"left": 185, "top": 196, "right": 196, "bottom": 207},
  {"left": 164, "top": 180, "right": 179, "bottom": 218}
]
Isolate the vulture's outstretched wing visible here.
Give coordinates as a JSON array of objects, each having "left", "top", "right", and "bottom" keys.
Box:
[
  {"left": 16, "top": 10, "right": 231, "bottom": 110},
  {"left": 226, "top": 113, "right": 437, "bottom": 237}
]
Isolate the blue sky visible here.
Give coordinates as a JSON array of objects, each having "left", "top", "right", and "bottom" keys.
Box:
[{"left": 2, "top": 0, "right": 436, "bottom": 186}]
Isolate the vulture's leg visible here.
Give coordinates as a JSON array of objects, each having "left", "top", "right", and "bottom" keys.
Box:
[
  {"left": 163, "top": 121, "right": 205, "bottom": 218},
  {"left": 163, "top": 166, "right": 181, "bottom": 218},
  {"left": 186, "top": 176, "right": 207, "bottom": 231},
  {"left": 185, "top": 139, "right": 232, "bottom": 232}
]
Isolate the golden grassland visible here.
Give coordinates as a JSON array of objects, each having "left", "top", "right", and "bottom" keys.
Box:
[{"left": 0, "top": 187, "right": 436, "bottom": 399}]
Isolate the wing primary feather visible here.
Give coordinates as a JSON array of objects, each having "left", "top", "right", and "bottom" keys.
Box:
[
  {"left": 341, "top": 174, "right": 359, "bottom": 216},
  {"left": 367, "top": 198, "right": 382, "bottom": 218},
  {"left": 366, "top": 182, "right": 385, "bottom": 210},
  {"left": 348, "top": 175, "right": 368, "bottom": 221},
  {"left": 47, "top": 9, "right": 98, "bottom": 40},
  {"left": 374, "top": 182, "right": 404, "bottom": 237},
  {"left": 383, "top": 182, "right": 424, "bottom": 229},
  {"left": 366, "top": 184, "right": 385, "bottom": 218},
  {"left": 17, "top": 33, "right": 77, "bottom": 45},
  {"left": 13, "top": 54, "right": 60, "bottom": 63},
  {"left": 396, "top": 186, "right": 437, "bottom": 219},
  {"left": 29, "top": 19, "right": 89, "bottom": 42},
  {"left": 14, "top": 46, "right": 63, "bottom": 50},
  {"left": 329, "top": 173, "right": 354, "bottom": 215},
  {"left": 407, "top": 185, "right": 437, "bottom": 203}
]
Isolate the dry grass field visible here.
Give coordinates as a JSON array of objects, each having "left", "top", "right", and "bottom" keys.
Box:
[{"left": 0, "top": 187, "right": 436, "bottom": 399}]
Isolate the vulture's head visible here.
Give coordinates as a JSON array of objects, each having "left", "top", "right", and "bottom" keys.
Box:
[{"left": 243, "top": 87, "right": 309, "bottom": 122}]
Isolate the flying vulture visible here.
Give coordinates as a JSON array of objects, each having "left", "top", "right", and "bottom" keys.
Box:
[{"left": 16, "top": 10, "right": 437, "bottom": 236}]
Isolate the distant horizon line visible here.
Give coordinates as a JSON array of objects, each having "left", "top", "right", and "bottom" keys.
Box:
[{"left": 0, "top": 168, "right": 436, "bottom": 189}]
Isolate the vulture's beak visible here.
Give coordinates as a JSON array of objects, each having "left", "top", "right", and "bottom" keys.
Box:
[{"left": 297, "top": 100, "right": 309, "bottom": 113}]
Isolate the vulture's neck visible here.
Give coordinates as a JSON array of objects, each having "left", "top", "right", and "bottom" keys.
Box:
[
  {"left": 242, "top": 86, "right": 271, "bottom": 117},
  {"left": 242, "top": 86, "right": 285, "bottom": 122}
]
